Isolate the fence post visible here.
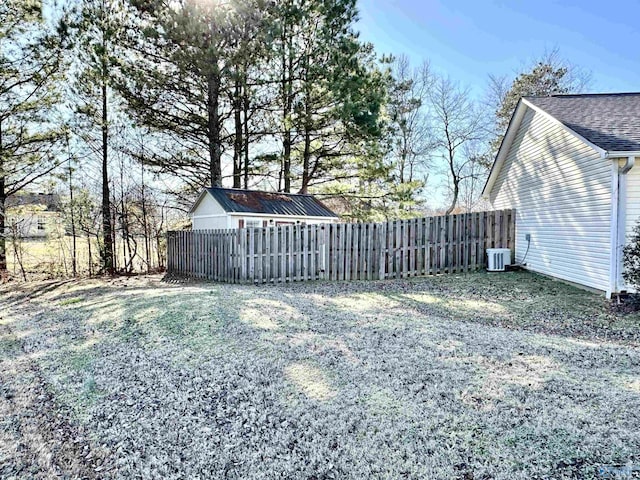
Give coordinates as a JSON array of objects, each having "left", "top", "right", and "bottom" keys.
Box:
[
  {"left": 378, "top": 222, "right": 386, "bottom": 280},
  {"left": 167, "top": 209, "right": 516, "bottom": 283}
]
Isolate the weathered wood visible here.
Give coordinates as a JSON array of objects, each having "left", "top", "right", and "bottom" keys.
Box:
[
  {"left": 167, "top": 209, "right": 515, "bottom": 283},
  {"left": 378, "top": 222, "right": 386, "bottom": 280},
  {"left": 352, "top": 224, "right": 359, "bottom": 281}
]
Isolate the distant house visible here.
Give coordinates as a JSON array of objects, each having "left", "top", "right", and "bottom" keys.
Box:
[
  {"left": 5, "top": 193, "right": 62, "bottom": 239},
  {"left": 189, "top": 187, "right": 339, "bottom": 230},
  {"left": 483, "top": 93, "right": 640, "bottom": 297}
]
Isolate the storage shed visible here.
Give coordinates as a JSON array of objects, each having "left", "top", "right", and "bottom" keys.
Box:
[
  {"left": 483, "top": 93, "right": 640, "bottom": 297},
  {"left": 189, "top": 187, "right": 339, "bottom": 230}
]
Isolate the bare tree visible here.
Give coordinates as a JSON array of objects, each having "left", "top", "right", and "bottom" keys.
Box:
[
  {"left": 430, "top": 75, "right": 484, "bottom": 215},
  {"left": 458, "top": 142, "right": 491, "bottom": 212},
  {"left": 387, "top": 55, "right": 434, "bottom": 185}
]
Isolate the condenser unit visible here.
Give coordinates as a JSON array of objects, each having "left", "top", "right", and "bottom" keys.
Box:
[{"left": 486, "top": 248, "right": 512, "bottom": 272}]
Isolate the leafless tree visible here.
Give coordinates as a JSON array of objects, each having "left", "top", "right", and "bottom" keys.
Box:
[
  {"left": 430, "top": 75, "right": 485, "bottom": 215},
  {"left": 387, "top": 55, "right": 435, "bottom": 185}
]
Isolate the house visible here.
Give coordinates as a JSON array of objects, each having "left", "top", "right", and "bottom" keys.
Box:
[
  {"left": 189, "top": 187, "right": 339, "bottom": 230},
  {"left": 483, "top": 92, "right": 640, "bottom": 297},
  {"left": 5, "top": 193, "right": 62, "bottom": 239}
]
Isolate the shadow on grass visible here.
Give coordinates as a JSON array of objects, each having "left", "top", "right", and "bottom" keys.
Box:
[{"left": 4, "top": 271, "right": 640, "bottom": 478}]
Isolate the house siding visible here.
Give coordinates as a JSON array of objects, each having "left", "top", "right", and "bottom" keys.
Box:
[
  {"left": 623, "top": 162, "right": 640, "bottom": 291},
  {"left": 624, "top": 165, "right": 640, "bottom": 241},
  {"left": 489, "top": 107, "right": 612, "bottom": 291}
]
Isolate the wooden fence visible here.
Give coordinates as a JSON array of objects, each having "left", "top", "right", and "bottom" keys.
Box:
[{"left": 166, "top": 209, "right": 514, "bottom": 283}]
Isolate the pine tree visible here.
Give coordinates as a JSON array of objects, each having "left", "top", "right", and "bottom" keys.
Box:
[
  {"left": 118, "top": 0, "right": 267, "bottom": 190},
  {"left": 68, "top": 0, "right": 129, "bottom": 274},
  {"left": 270, "top": 0, "right": 386, "bottom": 194},
  {"left": 488, "top": 50, "right": 591, "bottom": 152},
  {"left": 0, "top": 0, "right": 67, "bottom": 275}
]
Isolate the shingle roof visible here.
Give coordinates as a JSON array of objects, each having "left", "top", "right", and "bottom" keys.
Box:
[
  {"left": 525, "top": 93, "right": 640, "bottom": 152},
  {"left": 6, "top": 193, "right": 61, "bottom": 211},
  {"left": 203, "top": 187, "right": 338, "bottom": 217}
]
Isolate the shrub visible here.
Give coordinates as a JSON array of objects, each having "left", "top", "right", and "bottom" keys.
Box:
[{"left": 623, "top": 220, "right": 640, "bottom": 290}]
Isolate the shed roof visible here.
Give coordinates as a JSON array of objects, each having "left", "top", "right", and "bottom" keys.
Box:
[
  {"left": 525, "top": 93, "right": 640, "bottom": 152},
  {"left": 192, "top": 187, "right": 339, "bottom": 218}
]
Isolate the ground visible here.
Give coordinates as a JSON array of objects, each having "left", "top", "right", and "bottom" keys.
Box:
[{"left": 1, "top": 272, "right": 639, "bottom": 479}]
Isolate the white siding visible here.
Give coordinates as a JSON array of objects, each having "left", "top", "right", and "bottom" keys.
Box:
[
  {"left": 228, "top": 215, "right": 337, "bottom": 228},
  {"left": 489, "top": 107, "right": 612, "bottom": 291},
  {"left": 191, "top": 194, "right": 230, "bottom": 230},
  {"left": 191, "top": 193, "right": 339, "bottom": 230},
  {"left": 623, "top": 163, "right": 640, "bottom": 291},
  {"left": 624, "top": 165, "right": 640, "bottom": 241}
]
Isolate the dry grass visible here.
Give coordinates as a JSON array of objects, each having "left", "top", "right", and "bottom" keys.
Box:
[{"left": 1, "top": 271, "right": 640, "bottom": 479}]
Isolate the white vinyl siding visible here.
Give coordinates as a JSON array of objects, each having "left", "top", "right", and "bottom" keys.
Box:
[
  {"left": 623, "top": 164, "right": 640, "bottom": 291},
  {"left": 625, "top": 166, "right": 640, "bottom": 241},
  {"left": 191, "top": 194, "right": 231, "bottom": 230},
  {"left": 489, "top": 107, "right": 612, "bottom": 291}
]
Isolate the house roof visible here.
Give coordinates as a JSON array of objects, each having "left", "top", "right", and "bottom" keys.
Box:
[
  {"left": 483, "top": 92, "right": 640, "bottom": 198},
  {"left": 191, "top": 187, "right": 339, "bottom": 218},
  {"left": 525, "top": 93, "right": 640, "bottom": 152},
  {"left": 6, "top": 193, "right": 61, "bottom": 211}
]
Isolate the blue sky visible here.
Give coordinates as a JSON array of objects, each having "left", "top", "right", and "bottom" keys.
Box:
[{"left": 357, "top": 0, "right": 640, "bottom": 98}]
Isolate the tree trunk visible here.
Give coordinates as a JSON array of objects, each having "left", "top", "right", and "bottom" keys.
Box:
[
  {"left": 207, "top": 66, "right": 222, "bottom": 187},
  {"left": 300, "top": 78, "right": 312, "bottom": 194},
  {"left": 68, "top": 158, "right": 77, "bottom": 277},
  {"left": 243, "top": 90, "right": 250, "bottom": 189},
  {"left": 300, "top": 130, "right": 311, "bottom": 194},
  {"left": 0, "top": 119, "right": 6, "bottom": 275},
  {"left": 87, "top": 233, "right": 93, "bottom": 276},
  {"left": 444, "top": 148, "right": 459, "bottom": 215},
  {"left": 232, "top": 78, "right": 242, "bottom": 189},
  {"left": 281, "top": 26, "right": 293, "bottom": 193},
  {"left": 101, "top": 66, "right": 114, "bottom": 274},
  {"left": 140, "top": 159, "right": 150, "bottom": 272}
]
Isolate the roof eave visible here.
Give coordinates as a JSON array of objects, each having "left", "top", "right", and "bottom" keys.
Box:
[
  {"left": 226, "top": 211, "right": 338, "bottom": 219},
  {"left": 521, "top": 98, "right": 608, "bottom": 157},
  {"left": 482, "top": 100, "right": 528, "bottom": 198},
  {"left": 483, "top": 97, "right": 614, "bottom": 199},
  {"left": 604, "top": 151, "right": 640, "bottom": 158}
]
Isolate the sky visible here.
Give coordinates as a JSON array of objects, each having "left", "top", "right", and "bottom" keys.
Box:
[{"left": 357, "top": 0, "right": 640, "bottom": 99}]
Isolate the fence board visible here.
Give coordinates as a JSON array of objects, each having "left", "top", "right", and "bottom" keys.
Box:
[{"left": 167, "top": 210, "right": 515, "bottom": 284}]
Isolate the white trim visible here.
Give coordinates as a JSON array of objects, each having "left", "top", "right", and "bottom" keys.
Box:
[
  {"left": 614, "top": 156, "right": 636, "bottom": 293},
  {"left": 483, "top": 99, "right": 610, "bottom": 198},
  {"left": 227, "top": 212, "right": 338, "bottom": 221},
  {"left": 482, "top": 101, "right": 527, "bottom": 198},
  {"left": 617, "top": 163, "right": 627, "bottom": 291},
  {"left": 608, "top": 161, "right": 620, "bottom": 298},
  {"left": 606, "top": 151, "right": 640, "bottom": 158},
  {"left": 190, "top": 213, "right": 227, "bottom": 219},
  {"left": 521, "top": 99, "right": 608, "bottom": 157}
]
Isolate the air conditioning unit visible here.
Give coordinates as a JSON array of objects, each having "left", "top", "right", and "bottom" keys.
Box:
[{"left": 487, "top": 248, "right": 512, "bottom": 272}]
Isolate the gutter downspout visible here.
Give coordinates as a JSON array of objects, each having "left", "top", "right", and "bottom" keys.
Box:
[
  {"left": 620, "top": 155, "right": 635, "bottom": 175},
  {"left": 613, "top": 155, "right": 635, "bottom": 295}
]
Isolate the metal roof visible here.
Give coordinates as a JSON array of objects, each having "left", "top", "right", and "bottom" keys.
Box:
[
  {"left": 525, "top": 93, "right": 640, "bottom": 152},
  {"left": 199, "top": 187, "right": 339, "bottom": 218}
]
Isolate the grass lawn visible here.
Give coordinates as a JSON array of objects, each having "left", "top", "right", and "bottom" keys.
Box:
[{"left": 1, "top": 271, "right": 640, "bottom": 479}]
